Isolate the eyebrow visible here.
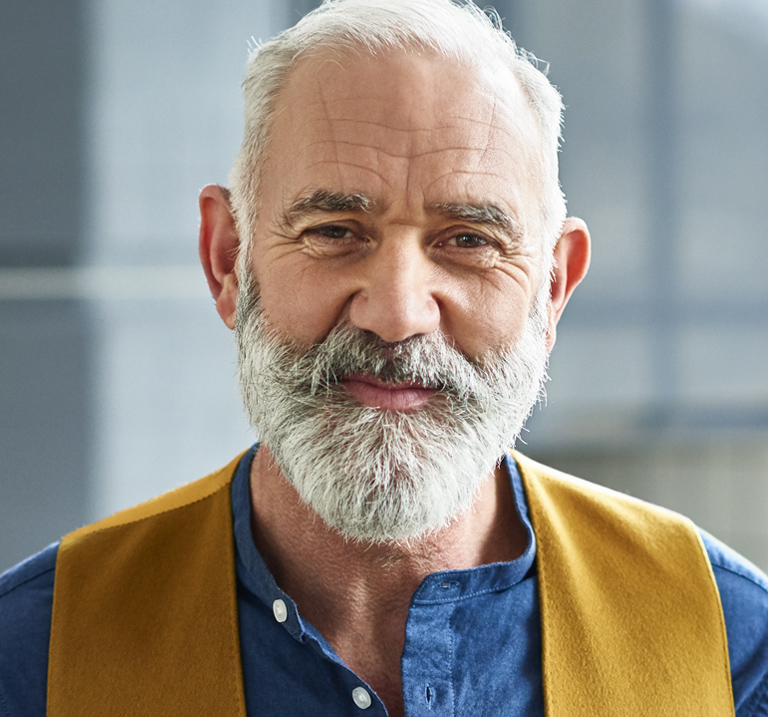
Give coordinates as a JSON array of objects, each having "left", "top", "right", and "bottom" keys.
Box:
[
  {"left": 428, "top": 202, "right": 526, "bottom": 241},
  {"left": 281, "top": 190, "right": 525, "bottom": 241},
  {"left": 282, "top": 190, "right": 375, "bottom": 227}
]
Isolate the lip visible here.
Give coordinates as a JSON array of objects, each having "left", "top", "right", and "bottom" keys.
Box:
[{"left": 341, "top": 374, "right": 436, "bottom": 410}]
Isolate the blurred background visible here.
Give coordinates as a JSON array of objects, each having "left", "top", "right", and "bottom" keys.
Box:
[{"left": 1, "top": 0, "right": 767, "bottom": 573}]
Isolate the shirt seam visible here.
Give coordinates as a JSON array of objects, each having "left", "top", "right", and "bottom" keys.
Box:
[
  {"left": 449, "top": 626, "right": 456, "bottom": 717},
  {"left": 0, "top": 566, "right": 56, "bottom": 601},
  {"left": 710, "top": 563, "right": 768, "bottom": 596},
  {"left": 413, "top": 577, "right": 533, "bottom": 605}
]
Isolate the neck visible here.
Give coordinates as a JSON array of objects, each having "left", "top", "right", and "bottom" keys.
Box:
[{"left": 248, "top": 445, "right": 527, "bottom": 716}]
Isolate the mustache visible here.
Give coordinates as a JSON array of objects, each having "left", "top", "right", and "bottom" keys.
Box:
[{"left": 278, "top": 319, "right": 493, "bottom": 403}]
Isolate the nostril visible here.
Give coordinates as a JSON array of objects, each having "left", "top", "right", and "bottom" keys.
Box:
[{"left": 348, "top": 289, "right": 441, "bottom": 344}]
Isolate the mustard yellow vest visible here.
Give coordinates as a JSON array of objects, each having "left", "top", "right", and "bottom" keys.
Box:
[{"left": 47, "top": 452, "right": 734, "bottom": 715}]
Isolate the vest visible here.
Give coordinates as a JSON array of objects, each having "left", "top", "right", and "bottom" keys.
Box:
[{"left": 47, "top": 451, "right": 735, "bottom": 715}]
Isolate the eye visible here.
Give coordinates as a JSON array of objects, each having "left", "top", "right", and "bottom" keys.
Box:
[
  {"left": 301, "top": 222, "right": 366, "bottom": 258},
  {"left": 313, "top": 224, "right": 355, "bottom": 240},
  {"left": 447, "top": 233, "right": 489, "bottom": 249}
]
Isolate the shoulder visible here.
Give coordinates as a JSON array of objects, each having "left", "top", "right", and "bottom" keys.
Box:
[
  {"left": 0, "top": 543, "right": 58, "bottom": 717},
  {"left": 515, "top": 452, "right": 768, "bottom": 713},
  {"left": 513, "top": 451, "right": 706, "bottom": 551},
  {"left": 0, "top": 541, "right": 58, "bottom": 625},
  {"left": 701, "top": 531, "right": 768, "bottom": 715}
]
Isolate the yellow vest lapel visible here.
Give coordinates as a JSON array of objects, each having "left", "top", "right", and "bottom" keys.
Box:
[
  {"left": 515, "top": 451, "right": 734, "bottom": 716},
  {"left": 48, "top": 453, "right": 247, "bottom": 716}
]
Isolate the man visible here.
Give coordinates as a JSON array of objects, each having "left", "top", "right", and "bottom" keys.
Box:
[{"left": 1, "top": 0, "right": 767, "bottom": 715}]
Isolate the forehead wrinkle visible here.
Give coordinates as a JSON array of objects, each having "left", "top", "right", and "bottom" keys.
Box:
[
  {"left": 406, "top": 146, "right": 498, "bottom": 161},
  {"left": 304, "top": 159, "right": 394, "bottom": 189},
  {"left": 422, "top": 169, "right": 511, "bottom": 195},
  {"left": 317, "top": 115, "right": 501, "bottom": 134},
  {"left": 313, "top": 138, "right": 497, "bottom": 162},
  {"left": 308, "top": 127, "right": 522, "bottom": 167},
  {"left": 477, "top": 95, "right": 499, "bottom": 179}
]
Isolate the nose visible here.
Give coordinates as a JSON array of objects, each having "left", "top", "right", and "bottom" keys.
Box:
[{"left": 348, "top": 239, "right": 441, "bottom": 343}]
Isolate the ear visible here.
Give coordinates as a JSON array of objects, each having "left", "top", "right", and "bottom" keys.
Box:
[
  {"left": 199, "top": 184, "right": 240, "bottom": 330},
  {"left": 546, "top": 217, "right": 591, "bottom": 351}
]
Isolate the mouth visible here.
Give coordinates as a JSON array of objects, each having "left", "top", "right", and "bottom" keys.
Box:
[{"left": 340, "top": 373, "right": 437, "bottom": 411}]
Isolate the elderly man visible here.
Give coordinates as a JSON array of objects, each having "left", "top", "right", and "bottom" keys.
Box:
[{"left": 2, "top": 0, "right": 767, "bottom": 715}]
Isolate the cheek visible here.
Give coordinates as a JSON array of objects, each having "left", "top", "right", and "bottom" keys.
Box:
[
  {"left": 443, "top": 270, "right": 537, "bottom": 359},
  {"left": 454, "top": 298, "right": 528, "bottom": 358},
  {"left": 256, "top": 260, "right": 352, "bottom": 344}
]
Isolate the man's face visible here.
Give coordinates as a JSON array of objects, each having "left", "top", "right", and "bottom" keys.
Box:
[
  {"left": 231, "top": 50, "right": 556, "bottom": 543},
  {"left": 247, "top": 49, "right": 549, "bottom": 375}
]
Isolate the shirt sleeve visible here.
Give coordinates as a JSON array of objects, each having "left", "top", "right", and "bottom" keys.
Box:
[
  {"left": 0, "top": 543, "right": 58, "bottom": 717},
  {"left": 700, "top": 530, "right": 768, "bottom": 716}
]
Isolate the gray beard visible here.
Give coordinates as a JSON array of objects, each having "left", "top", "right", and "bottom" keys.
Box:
[{"left": 235, "top": 271, "right": 550, "bottom": 544}]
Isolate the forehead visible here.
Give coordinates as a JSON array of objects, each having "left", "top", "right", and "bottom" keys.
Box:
[{"left": 259, "top": 48, "right": 543, "bottom": 221}]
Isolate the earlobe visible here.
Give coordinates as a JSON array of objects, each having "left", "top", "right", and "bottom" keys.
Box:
[
  {"left": 199, "top": 184, "right": 241, "bottom": 330},
  {"left": 546, "top": 217, "right": 591, "bottom": 351}
]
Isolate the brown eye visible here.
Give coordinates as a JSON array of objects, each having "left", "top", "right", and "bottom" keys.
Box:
[
  {"left": 449, "top": 234, "right": 488, "bottom": 248},
  {"left": 316, "top": 225, "right": 354, "bottom": 239}
]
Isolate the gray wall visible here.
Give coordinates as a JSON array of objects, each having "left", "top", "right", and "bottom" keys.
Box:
[{"left": 1, "top": 0, "right": 91, "bottom": 569}]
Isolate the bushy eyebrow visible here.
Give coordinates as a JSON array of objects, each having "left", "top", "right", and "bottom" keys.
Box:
[
  {"left": 428, "top": 202, "right": 525, "bottom": 241},
  {"left": 281, "top": 191, "right": 525, "bottom": 242},
  {"left": 282, "top": 190, "right": 375, "bottom": 227}
]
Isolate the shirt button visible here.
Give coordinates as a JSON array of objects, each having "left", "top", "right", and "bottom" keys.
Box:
[
  {"left": 272, "top": 598, "right": 288, "bottom": 623},
  {"left": 352, "top": 686, "right": 372, "bottom": 709}
]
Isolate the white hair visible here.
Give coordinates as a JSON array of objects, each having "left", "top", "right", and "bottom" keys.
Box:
[{"left": 228, "top": 0, "right": 567, "bottom": 273}]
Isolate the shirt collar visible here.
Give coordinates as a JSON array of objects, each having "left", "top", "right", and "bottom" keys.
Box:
[{"left": 231, "top": 445, "right": 537, "bottom": 639}]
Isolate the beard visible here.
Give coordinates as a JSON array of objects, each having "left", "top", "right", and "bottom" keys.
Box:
[{"left": 235, "top": 270, "right": 551, "bottom": 544}]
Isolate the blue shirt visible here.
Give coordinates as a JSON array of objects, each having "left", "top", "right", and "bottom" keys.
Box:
[{"left": 2, "top": 447, "right": 768, "bottom": 715}]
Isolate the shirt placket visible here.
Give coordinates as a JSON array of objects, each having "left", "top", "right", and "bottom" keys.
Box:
[{"left": 401, "top": 582, "right": 459, "bottom": 715}]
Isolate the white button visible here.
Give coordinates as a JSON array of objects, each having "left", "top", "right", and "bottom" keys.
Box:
[
  {"left": 272, "top": 598, "right": 288, "bottom": 623},
  {"left": 352, "top": 686, "right": 372, "bottom": 709}
]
